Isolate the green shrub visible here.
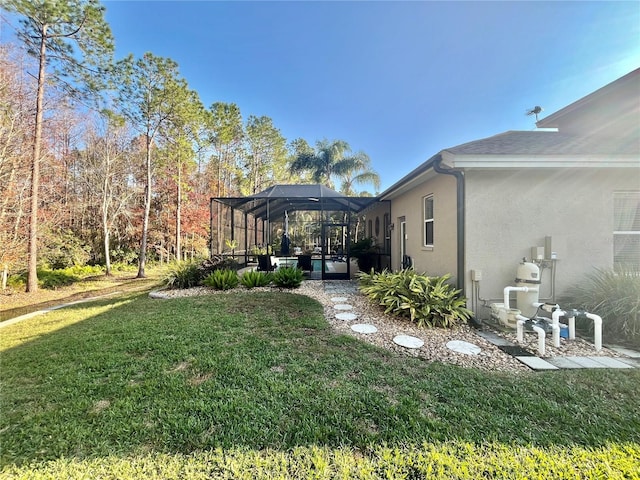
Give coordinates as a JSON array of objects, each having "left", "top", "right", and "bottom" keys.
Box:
[
  {"left": 560, "top": 267, "right": 640, "bottom": 347},
  {"left": 358, "top": 269, "right": 471, "bottom": 328},
  {"left": 240, "top": 270, "right": 272, "bottom": 288},
  {"left": 350, "top": 237, "right": 379, "bottom": 271},
  {"left": 37, "top": 269, "right": 80, "bottom": 290},
  {"left": 196, "top": 256, "right": 239, "bottom": 279},
  {"left": 164, "top": 258, "right": 241, "bottom": 290},
  {"left": 60, "top": 265, "right": 105, "bottom": 277},
  {"left": 40, "top": 229, "right": 91, "bottom": 269},
  {"left": 110, "top": 248, "right": 138, "bottom": 265},
  {"left": 272, "top": 266, "right": 303, "bottom": 288},
  {"left": 164, "top": 261, "right": 200, "bottom": 289},
  {"left": 203, "top": 269, "right": 239, "bottom": 290}
]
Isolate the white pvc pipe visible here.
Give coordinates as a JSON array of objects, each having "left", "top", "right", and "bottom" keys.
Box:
[
  {"left": 516, "top": 313, "right": 547, "bottom": 356},
  {"left": 532, "top": 325, "right": 546, "bottom": 356},
  {"left": 586, "top": 313, "right": 603, "bottom": 351},
  {"left": 568, "top": 316, "right": 575, "bottom": 340},
  {"left": 551, "top": 309, "right": 565, "bottom": 348},
  {"left": 503, "top": 286, "right": 529, "bottom": 310},
  {"left": 550, "top": 323, "right": 560, "bottom": 349},
  {"left": 516, "top": 314, "right": 528, "bottom": 343}
]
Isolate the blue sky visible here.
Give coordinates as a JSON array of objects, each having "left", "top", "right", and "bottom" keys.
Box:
[{"left": 11, "top": 1, "right": 640, "bottom": 192}]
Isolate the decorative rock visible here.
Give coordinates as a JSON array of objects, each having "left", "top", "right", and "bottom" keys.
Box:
[
  {"left": 149, "top": 290, "right": 170, "bottom": 299},
  {"left": 393, "top": 334, "right": 424, "bottom": 349},
  {"left": 336, "top": 312, "right": 358, "bottom": 321},
  {"left": 446, "top": 340, "right": 481, "bottom": 355},
  {"left": 330, "top": 296, "right": 349, "bottom": 303},
  {"left": 333, "top": 304, "right": 353, "bottom": 310},
  {"left": 351, "top": 324, "right": 377, "bottom": 334}
]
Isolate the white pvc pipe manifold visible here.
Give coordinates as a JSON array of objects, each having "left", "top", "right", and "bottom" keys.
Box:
[
  {"left": 503, "top": 286, "right": 529, "bottom": 310},
  {"left": 586, "top": 313, "right": 603, "bottom": 351},
  {"left": 516, "top": 313, "right": 548, "bottom": 356}
]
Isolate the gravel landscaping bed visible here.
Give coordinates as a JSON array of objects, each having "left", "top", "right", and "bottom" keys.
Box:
[{"left": 158, "top": 280, "right": 624, "bottom": 373}]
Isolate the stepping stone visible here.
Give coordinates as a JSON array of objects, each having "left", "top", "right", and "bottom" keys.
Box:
[
  {"left": 351, "top": 324, "right": 377, "bottom": 334},
  {"left": 393, "top": 335, "right": 424, "bottom": 349},
  {"left": 446, "top": 340, "right": 481, "bottom": 355},
  {"left": 563, "top": 356, "right": 608, "bottom": 368},
  {"left": 515, "top": 356, "right": 559, "bottom": 370},
  {"left": 333, "top": 304, "right": 353, "bottom": 310},
  {"left": 335, "top": 312, "right": 357, "bottom": 321},
  {"left": 546, "top": 357, "right": 585, "bottom": 369},
  {"left": 330, "top": 296, "right": 349, "bottom": 303},
  {"left": 476, "top": 330, "right": 515, "bottom": 347},
  {"left": 618, "top": 358, "right": 640, "bottom": 368},
  {"left": 585, "top": 356, "right": 634, "bottom": 369}
]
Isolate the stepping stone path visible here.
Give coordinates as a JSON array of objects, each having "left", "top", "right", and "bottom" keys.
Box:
[
  {"left": 322, "top": 281, "right": 640, "bottom": 368},
  {"left": 325, "top": 280, "right": 427, "bottom": 350}
]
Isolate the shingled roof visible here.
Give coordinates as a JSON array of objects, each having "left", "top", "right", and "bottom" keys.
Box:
[{"left": 444, "top": 130, "right": 639, "bottom": 156}]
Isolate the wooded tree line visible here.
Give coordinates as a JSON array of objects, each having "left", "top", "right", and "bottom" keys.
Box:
[{"left": 0, "top": 0, "right": 380, "bottom": 292}]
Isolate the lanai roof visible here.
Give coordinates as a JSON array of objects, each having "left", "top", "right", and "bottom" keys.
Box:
[{"left": 212, "top": 184, "right": 379, "bottom": 220}]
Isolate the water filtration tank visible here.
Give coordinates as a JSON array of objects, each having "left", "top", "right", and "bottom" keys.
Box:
[{"left": 515, "top": 260, "right": 541, "bottom": 317}]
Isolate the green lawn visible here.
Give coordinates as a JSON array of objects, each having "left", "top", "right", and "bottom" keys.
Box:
[{"left": 1, "top": 290, "right": 639, "bottom": 479}]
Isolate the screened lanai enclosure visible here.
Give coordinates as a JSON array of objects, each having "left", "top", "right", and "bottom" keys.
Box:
[{"left": 210, "top": 184, "right": 387, "bottom": 280}]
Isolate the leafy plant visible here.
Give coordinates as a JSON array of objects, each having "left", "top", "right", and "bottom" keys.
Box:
[
  {"left": 37, "top": 269, "right": 80, "bottom": 290},
  {"left": 358, "top": 269, "right": 471, "bottom": 328},
  {"left": 272, "top": 266, "right": 303, "bottom": 288},
  {"left": 225, "top": 238, "right": 238, "bottom": 253},
  {"left": 560, "top": 267, "right": 640, "bottom": 347},
  {"left": 164, "top": 261, "right": 200, "bottom": 289},
  {"left": 350, "top": 237, "right": 379, "bottom": 271},
  {"left": 240, "top": 270, "right": 272, "bottom": 288},
  {"left": 203, "top": 268, "right": 239, "bottom": 290}
]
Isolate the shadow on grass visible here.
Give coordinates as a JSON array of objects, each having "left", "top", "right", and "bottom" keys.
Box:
[
  {"left": 1, "top": 290, "right": 639, "bottom": 468},
  {"left": 0, "top": 276, "right": 161, "bottom": 322}
]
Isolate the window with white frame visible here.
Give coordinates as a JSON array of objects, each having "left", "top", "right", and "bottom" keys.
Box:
[
  {"left": 423, "top": 195, "right": 434, "bottom": 247},
  {"left": 614, "top": 191, "right": 640, "bottom": 270}
]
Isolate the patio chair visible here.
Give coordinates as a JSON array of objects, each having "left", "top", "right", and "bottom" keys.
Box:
[
  {"left": 296, "top": 254, "right": 314, "bottom": 273},
  {"left": 331, "top": 247, "right": 346, "bottom": 262},
  {"left": 257, "top": 255, "right": 277, "bottom": 272}
]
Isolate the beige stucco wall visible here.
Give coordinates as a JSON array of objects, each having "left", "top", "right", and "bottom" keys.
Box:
[
  {"left": 464, "top": 167, "right": 640, "bottom": 313},
  {"left": 385, "top": 174, "right": 459, "bottom": 280}
]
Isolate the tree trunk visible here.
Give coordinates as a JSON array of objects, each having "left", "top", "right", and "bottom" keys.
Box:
[
  {"left": 175, "top": 159, "right": 182, "bottom": 261},
  {"left": 2, "top": 264, "right": 7, "bottom": 290},
  {"left": 27, "top": 28, "right": 48, "bottom": 293},
  {"left": 137, "top": 134, "right": 152, "bottom": 278}
]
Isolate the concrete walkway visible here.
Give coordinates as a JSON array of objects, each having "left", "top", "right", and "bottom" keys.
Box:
[{"left": 475, "top": 330, "right": 639, "bottom": 371}]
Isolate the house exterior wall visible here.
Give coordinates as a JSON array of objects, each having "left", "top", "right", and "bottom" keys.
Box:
[
  {"left": 386, "top": 174, "right": 458, "bottom": 279},
  {"left": 464, "top": 167, "right": 640, "bottom": 314}
]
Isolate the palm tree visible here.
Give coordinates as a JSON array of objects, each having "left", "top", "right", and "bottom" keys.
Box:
[
  {"left": 337, "top": 153, "right": 380, "bottom": 196},
  {"left": 291, "top": 139, "right": 378, "bottom": 192}
]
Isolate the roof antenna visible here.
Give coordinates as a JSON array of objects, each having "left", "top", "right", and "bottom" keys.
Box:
[{"left": 526, "top": 106, "right": 544, "bottom": 122}]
